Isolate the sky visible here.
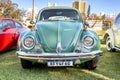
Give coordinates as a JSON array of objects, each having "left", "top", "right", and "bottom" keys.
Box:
[{"left": 11, "top": 0, "right": 120, "bottom": 15}]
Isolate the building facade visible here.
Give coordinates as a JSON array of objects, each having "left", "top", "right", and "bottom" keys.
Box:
[{"left": 72, "top": 0, "right": 87, "bottom": 18}]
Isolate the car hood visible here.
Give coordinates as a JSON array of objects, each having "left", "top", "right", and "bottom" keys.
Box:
[{"left": 36, "top": 21, "right": 83, "bottom": 52}]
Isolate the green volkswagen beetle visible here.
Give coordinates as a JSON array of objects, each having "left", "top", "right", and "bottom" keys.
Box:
[{"left": 16, "top": 6, "right": 103, "bottom": 69}]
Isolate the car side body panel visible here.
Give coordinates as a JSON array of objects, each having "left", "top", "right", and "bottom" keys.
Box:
[
  {"left": 103, "top": 28, "right": 115, "bottom": 47},
  {"left": 104, "top": 13, "right": 120, "bottom": 51},
  {"left": 0, "top": 18, "right": 27, "bottom": 52}
]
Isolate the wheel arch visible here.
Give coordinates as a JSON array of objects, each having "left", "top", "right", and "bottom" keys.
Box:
[
  {"left": 103, "top": 29, "right": 115, "bottom": 47},
  {"left": 103, "top": 33, "right": 109, "bottom": 43}
]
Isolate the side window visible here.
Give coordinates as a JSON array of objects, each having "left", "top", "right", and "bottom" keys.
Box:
[
  {"left": 115, "top": 16, "right": 120, "bottom": 25},
  {"left": 3, "top": 20, "right": 14, "bottom": 28},
  {"left": 2, "top": 20, "right": 8, "bottom": 29},
  {"left": 16, "top": 22, "right": 23, "bottom": 28}
]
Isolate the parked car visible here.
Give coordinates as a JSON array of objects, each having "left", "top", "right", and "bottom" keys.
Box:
[
  {"left": 103, "top": 13, "right": 120, "bottom": 52},
  {"left": 0, "top": 18, "right": 28, "bottom": 52},
  {"left": 16, "top": 6, "right": 103, "bottom": 69}
]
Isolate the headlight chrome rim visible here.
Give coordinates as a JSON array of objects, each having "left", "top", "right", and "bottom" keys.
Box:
[
  {"left": 22, "top": 35, "right": 35, "bottom": 50},
  {"left": 83, "top": 36, "right": 95, "bottom": 48}
]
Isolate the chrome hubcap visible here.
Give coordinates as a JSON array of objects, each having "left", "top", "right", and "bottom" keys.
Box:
[{"left": 106, "top": 38, "right": 112, "bottom": 51}]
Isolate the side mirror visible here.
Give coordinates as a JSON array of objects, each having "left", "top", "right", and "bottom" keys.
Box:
[
  {"left": 30, "top": 20, "right": 35, "bottom": 24},
  {"left": 84, "top": 22, "right": 89, "bottom": 27},
  {"left": 29, "top": 20, "right": 35, "bottom": 31},
  {"left": 83, "top": 22, "right": 89, "bottom": 30}
]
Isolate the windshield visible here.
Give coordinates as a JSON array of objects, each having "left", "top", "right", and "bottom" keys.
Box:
[{"left": 39, "top": 9, "right": 81, "bottom": 21}]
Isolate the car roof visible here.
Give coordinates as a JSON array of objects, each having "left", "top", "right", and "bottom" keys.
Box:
[
  {"left": 0, "top": 18, "right": 21, "bottom": 23},
  {"left": 0, "top": 18, "right": 25, "bottom": 27},
  {"left": 41, "top": 6, "right": 79, "bottom": 11}
]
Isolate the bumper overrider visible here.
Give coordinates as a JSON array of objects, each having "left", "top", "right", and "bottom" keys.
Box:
[{"left": 16, "top": 50, "right": 103, "bottom": 60}]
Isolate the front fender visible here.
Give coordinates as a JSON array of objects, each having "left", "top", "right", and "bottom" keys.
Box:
[
  {"left": 18, "top": 30, "right": 31, "bottom": 41},
  {"left": 103, "top": 28, "right": 115, "bottom": 45},
  {"left": 17, "top": 30, "right": 38, "bottom": 51},
  {"left": 80, "top": 30, "right": 101, "bottom": 53}
]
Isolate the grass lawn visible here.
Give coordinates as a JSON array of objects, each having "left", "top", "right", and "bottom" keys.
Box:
[{"left": 0, "top": 44, "right": 120, "bottom": 80}]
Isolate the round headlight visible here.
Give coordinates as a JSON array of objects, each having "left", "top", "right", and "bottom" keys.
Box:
[
  {"left": 83, "top": 36, "right": 94, "bottom": 48},
  {"left": 23, "top": 36, "right": 35, "bottom": 50}
]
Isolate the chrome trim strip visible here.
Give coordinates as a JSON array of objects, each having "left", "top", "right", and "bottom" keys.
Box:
[{"left": 16, "top": 50, "right": 103, "bottom": 60}]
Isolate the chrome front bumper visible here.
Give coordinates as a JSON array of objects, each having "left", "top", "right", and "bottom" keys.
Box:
[{"left": 16, "top": 50, "right": 103, "bottom": 60}]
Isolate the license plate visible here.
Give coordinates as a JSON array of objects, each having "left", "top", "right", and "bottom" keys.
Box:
[{"left": 47, "top": 60, "right": 73, "bottom": 67}]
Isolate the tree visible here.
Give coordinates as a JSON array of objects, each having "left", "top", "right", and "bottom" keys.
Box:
[
  {"left": 0, "top": 0, "right": 26, "bottom": 20},
  {"left": 90, "top": 13, "right": 97, "bottom": 20},
  {"left": 87, "top": 5, "right": 91, "bottom": 18}
]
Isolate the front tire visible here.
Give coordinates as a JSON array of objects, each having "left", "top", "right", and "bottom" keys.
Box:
[
  {"left": 20, "top": 59, "right": 32, "bottom": 69},
  {"left": 106, "top": 37, "right": 116, "bottom": 52},
  {"left": 84, "top": 56, "right": 99, "bottom": 70}
]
